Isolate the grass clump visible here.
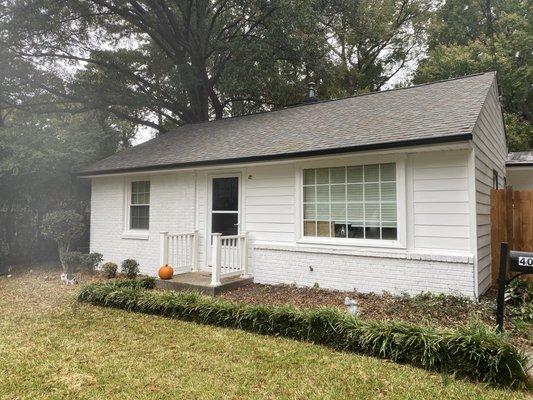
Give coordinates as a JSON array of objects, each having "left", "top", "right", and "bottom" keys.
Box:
[{"left": 78, "top": 280, "right": 528, "bottom": 388}]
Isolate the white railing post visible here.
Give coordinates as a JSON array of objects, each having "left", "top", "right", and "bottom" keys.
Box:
[
  {"left": 210, "top": 233, "right": 222, "bottom": 286},
  {"left": 159, "top": 231, "right": 169, "bottom": 267},
  {"left": 192, "top": 230, "right": 199, "bottom": 271},
  {"left": 241, "top": 232, "right": 250, "bottom": 278}
]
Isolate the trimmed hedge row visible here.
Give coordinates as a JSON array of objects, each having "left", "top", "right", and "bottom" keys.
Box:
[{"left": 78, "top": 280, "right": 528, "bottom": 387}]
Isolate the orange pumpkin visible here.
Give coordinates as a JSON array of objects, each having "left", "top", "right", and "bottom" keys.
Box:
[{"left": 158, "top": 264, "right": 174, "bottom": 280}]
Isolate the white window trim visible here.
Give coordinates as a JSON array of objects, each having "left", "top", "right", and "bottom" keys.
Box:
[
  {"left": 295, "top": 155, "right": 407, "bottom": 249},
  {"left": 122, "top": 176, "right": 150, "bottom": 240}
]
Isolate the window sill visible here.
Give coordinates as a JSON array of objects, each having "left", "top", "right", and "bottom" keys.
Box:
[
  {"left": 121, "top": 231, "right": 149, "bottom": 240},
  {"left": 297, "top": 236, "right": 405, "bottom": 250},
  {"left": 253, "top": 242, "right": 474, "bottom": 264}
]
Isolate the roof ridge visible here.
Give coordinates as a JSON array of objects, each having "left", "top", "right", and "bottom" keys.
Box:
[{"left": 159, "top": 71, "right": 496, "bottom": 134}]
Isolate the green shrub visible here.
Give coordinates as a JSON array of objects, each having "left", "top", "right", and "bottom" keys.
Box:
[
  {"left": 140, "top": 276, "right": 156, "bottom": 289},
  {"left": 78, "top": 281, "right": 528, "bottom": 387},
  {"left": 506, "top": 279, "right": 533, "bottom": 305},
  {"left": 81, "top": 252, "right": 103, "bottom": 274},
  {"left": 506, "top": 279, "right": 533, "bottom": 323},
  {"left": 61, "top": 251, "right": 83, "bottom": 271},
  {"left": 41, "top": 210, "right": 85, "bottom": 273},
  {"left": 61, "top": 252, "right": 103, "bottom": 274},
  {"left": 0, "top": 239, "right": 8, "bottom": 273},
  {"left": 88, "top": 278, "right": 154, "bottom": 291},
  {"left": 101, "top": 262, "right": 118, "bottom": 279},
  {"left": 121, "top": 259, "right": 139, "bottom": 279},
  {"left": 0, "top": 239, "right": 8, "bottom": 261}
]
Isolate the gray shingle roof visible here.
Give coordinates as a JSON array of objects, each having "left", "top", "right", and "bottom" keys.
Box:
[
  {"left": 507, "top": 151, "right": 533, "bottom": 166},
  {"left": 78, "top": 72, "right": 496, "bottom": 176}
]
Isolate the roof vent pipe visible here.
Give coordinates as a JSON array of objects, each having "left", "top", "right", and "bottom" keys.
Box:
[{"left": 305, "top": 81, "right": 318, "bottom": 103}]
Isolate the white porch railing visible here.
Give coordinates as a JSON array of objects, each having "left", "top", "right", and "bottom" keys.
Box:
[
  {"left": 159, "top": 231, "right": 199, "bottom": 273},
  {"left": 210, "top": 232, "right": 249, "bottom": 286}
]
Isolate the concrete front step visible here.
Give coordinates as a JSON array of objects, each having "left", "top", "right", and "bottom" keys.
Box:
[{"left": 155, "top": 271, "right": 253, "bottom": 295}]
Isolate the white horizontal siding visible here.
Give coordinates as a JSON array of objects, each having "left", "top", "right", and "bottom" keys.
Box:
[
  {"left": 413, "top": 178, "right": 469, "bottom": 191},
  {"left": 414, "top": 166, "right": 468, "bottom": 180},
  {"left": 412, "top": 151, "right": 470, "bottom": 252},
  {"left": 247, "top": 186, "right": 295, "bottom": 197},
  {"left": 246, "top": 213, "right": 295, "bottom": 223},
  {"left": 246, "top": 195, "right": 294, "bottom": 206},
  {"left": 414, "top": 214, "right": 470, "bottom": 226},
  {"left": 472, "top": 78, "right": 507, "bottom": 295},
  {"left": 414, "top": 202, "right": 469, "bottom": 214},
  {"left": 413, "top": 191, "right": 469, "bottom": 202},
  {"left": 244, "top": 164, "right": 296, "bottom": 244},
  {"left": 414, "top": 226, "right": 470, "bottom": 238}
]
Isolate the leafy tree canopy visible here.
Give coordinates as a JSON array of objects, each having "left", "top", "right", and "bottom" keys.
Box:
[
  {"left": 414, "top": 0, "right": 532, "bottom": 150},
  {"left": 2, "top": 0, "right": 430, "bottom": 133}
]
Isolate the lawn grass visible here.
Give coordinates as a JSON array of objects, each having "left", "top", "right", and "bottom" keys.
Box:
[{"left": 0, "top": 269, "right": 530, "bottom": 399}]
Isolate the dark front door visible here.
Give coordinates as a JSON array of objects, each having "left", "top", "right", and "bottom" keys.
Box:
[{"left": 211, "top": 176, "right": 239, "bottom": 236}]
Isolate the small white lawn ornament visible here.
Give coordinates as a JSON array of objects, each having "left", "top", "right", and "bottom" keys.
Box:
[
  {"left": 344, "top": 297, "right": 359, "bottom": 316},
  {"left": 60, "top": 273, "right": 78, "bottom": 285}
]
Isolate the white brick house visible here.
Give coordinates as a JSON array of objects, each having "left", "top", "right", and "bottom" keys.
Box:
[{"left": 77, "top": 72, "right": 507, "bottom": 299}]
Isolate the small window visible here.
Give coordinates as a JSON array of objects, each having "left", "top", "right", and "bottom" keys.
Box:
[
  {"left": 130, "top": 181, "right": 150, "bottom": 230},
  {"left": 303, "top": 163, "right": 397, "bottom": 240},
  {"left": 493, "top": 170, "right": 499, "bottom": 189}
]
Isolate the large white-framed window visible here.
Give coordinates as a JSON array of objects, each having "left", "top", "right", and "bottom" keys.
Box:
[
  {"left": 302, "top": 162, "right": 398, "bottom": 242},
  {"left": 128, "top": 180, "right": 150, "bottom": 230}
]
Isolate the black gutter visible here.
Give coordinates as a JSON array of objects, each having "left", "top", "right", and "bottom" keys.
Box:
[
  {"left": 75, "top": 133, "right": 473, "bottom": 177},
  {"left": 506, "top": 163, "right": 533, "bottom": 167}
]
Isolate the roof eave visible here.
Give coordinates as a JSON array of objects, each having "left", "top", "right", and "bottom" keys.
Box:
[
  {"left": 506, "top": 163, "right": 533, "bottom": 168},
  {"left": 75, "top": 133, "right": 473, "bottom": 178}
]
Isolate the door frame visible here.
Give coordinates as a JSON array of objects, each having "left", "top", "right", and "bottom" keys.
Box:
[{"left": 205, "top": 171, "right": 243, "bottom": 266}]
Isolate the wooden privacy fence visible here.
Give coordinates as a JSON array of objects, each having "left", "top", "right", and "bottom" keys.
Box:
[{"left": 491, "top": 188, "right": 533, "bottom": 285}]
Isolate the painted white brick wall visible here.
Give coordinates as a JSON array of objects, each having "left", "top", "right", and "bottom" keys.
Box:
[
  {"left": 90, "top": 173, "right": 196, "bottom": 275},
  {"left": 252, "top": 245, "right": 475, "bottom": 297}
]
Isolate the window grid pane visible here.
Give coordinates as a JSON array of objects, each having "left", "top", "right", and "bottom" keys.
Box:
[
  {"left": 130, "top": 181, "right": 150, "bottom": 230},
  {"left": 130, "top": 205, "right": 149, "bottom": 230},
  {"left": 131, "top": 181, "right": 150, "bottom": 205},
  {"left": 303, "top": 163, "right": 396, "bottom": 240}
]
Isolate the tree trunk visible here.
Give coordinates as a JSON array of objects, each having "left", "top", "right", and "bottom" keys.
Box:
[{"left": 58, "top": 243, "right": 69, "bottom": 274}]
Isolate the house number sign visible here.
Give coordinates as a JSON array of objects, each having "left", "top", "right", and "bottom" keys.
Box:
[{"left": 518, "top": 257, "right": 533, "bottom": 267}]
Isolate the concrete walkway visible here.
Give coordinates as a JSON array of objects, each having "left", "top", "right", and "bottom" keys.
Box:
[{"left": 156, "top": 271, "right": 253, "bottom": 295}]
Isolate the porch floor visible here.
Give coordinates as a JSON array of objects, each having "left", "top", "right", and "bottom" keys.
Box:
[{"left": 155, "top": 271, "right": 253, "bottom": 296}]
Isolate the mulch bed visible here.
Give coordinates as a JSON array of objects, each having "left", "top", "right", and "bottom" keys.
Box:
[
  {"left": 221, "top": 284, "right": 533, "bottom": 353},
  {"left": 219, "top": 283, "right": 499, "bottom": 330}
]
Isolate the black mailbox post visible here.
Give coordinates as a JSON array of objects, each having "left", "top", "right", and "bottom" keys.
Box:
[{"left": 496, "top": 243, "right": 533, "bottom": 333}]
